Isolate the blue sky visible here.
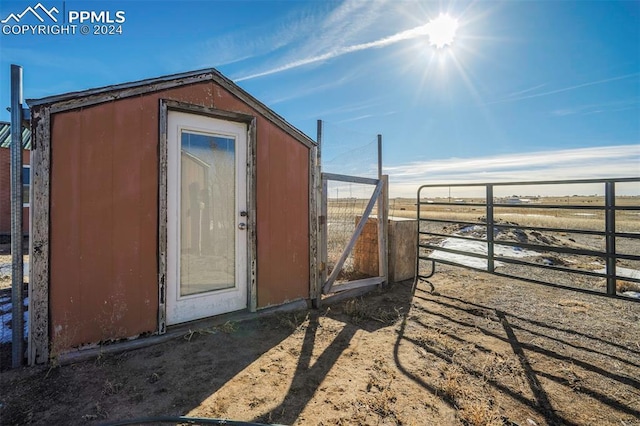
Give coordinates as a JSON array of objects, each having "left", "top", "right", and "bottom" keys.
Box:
[{"left": 1, "top": 0, "right": 638, "bottom": 196}]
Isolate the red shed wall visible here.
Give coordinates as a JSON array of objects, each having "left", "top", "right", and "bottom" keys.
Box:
[
  {"left": 49, "top": 81, "right": 310, "bottom": 350},
  {"left": 0, "top": 148, "right": 30, "bottom": 235}
]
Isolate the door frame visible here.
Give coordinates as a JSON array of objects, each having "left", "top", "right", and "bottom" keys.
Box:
[{"left": 158, "top": 99, "right": 257, "bottom": 334}]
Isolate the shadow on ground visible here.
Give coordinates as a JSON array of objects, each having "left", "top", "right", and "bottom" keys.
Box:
[
  {"left": 1, "top": 271, "right": 638, "bottom": 425},
  {"left": 393, "top": 274, "right": 640, "bottom": 425}
]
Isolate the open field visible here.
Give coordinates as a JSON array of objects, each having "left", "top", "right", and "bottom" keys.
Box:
[
  {"left": 1, "top": 268, "right": 639, "bottom": 425},
  {"left": 388, "top": 196, "right": 640, "bottom": 233}
]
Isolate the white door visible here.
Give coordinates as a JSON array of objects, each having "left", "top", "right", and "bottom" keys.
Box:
[{"left": 167, "top": 111, "right": 247, "bottom": 325}]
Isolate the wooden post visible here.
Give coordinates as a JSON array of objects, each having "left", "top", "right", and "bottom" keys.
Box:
[{"left": 29, "top": 106, "right": 51, "bottom": 365}]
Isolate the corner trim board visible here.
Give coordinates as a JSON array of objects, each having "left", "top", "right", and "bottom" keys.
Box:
[{"left": 28, "top": 107, "right": 50, "bottom": 365}]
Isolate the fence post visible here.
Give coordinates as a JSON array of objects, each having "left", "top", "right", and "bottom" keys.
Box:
[
  {"left": 605, "top": 181, "right": 616, "bottom": 295},
  {"left": 316, "top": 120, "right": 326, "bottom": 305},
  {"left": 378, "top": 175, "right": 389, "bottom": 286},
  {"left": 376, "top": 135, "right": 388, "bottom": 286},
  {"left": 486, "top": 184, "right": 494, "bottom": 273},
  {"left": 11, "top": 64, "right": 25, "bottom": 368}
]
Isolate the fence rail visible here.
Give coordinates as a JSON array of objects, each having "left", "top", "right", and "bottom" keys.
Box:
[{"left": 415, "top": 177, "right": 640, "bottom": 302}]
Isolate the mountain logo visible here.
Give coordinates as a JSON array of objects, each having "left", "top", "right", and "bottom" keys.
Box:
[{"left": 1, "top": 3, "right": 59, "bottom": 24}]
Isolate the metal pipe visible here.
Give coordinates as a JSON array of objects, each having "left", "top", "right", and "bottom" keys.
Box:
[
  {"left": 315, "top": 119, "right": 324, "bottom": 306},
  {"left": 10, "top": 64, "right": 25, "bottom": 368},
  {"left": 415, "top": 178, "right": 639, "bottom": 303},
  {"left": 376, "top": 135, "right": 387, "bottom": 286},
  {"left": 605, "top": 181, "right": 616, "bottom": 295},
  {"left": 377, "top": 134, "right": 382, "bottom": 179},
  {"left": 486, "top": 184, "right": 494, "bottom": 273}
]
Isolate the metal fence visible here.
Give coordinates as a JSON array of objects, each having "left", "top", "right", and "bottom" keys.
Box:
[{"left": 416, "top": 177, "right": 640, "bottom": 302}]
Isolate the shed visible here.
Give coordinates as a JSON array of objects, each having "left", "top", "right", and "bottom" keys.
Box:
[{"left": 27, "top": 69, "right": 318, "bottom": 364}]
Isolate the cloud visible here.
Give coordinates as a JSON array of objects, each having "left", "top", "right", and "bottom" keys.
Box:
[
  {"left": 264, "top": 71, "right": 360, "bottom": 105},
  {"left": 550, "top": 99, "right": 639, "bottom": 117},
  {"left": 232, "top": 0, "right": 456, "bottom": 82},
  {"left": 487, "top": 73, "right": 640, "bottom": 105},
  {"left": 335, "top": 110, "right": 397, "bottom": 124},
  {"left": 386, "top": 145, "right": 640, "bottom": 197},
  {"left": 187, "top": 7, "right": 322, "bottom": 70},
  {"left": 235, "top": 23, "right": 434, "bottom": 82}
]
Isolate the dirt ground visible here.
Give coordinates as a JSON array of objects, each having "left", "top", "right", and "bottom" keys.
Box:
[{"left": 1, "top": 265, "right": 639, "bottom": 426}]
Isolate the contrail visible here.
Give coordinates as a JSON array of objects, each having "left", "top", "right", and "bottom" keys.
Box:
[
  {"left": 487, "top": 73, "right": 640, "bottom": 105},
  {"left": 234, "top": 23, "right": 432, "bottom": 82}
]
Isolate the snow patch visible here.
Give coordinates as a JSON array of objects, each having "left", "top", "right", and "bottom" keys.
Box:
[
  {"left": 429, "top": 238, "right": 539, "bottom": 270},
  {"left": 595, "top": 267, "right": 640, "bottom": 280},
  {"left": 0, "top": 294, "right": 29, "bottom": 344},
  {"left": 0, "top": 262, "right": 30, "bottom": 278}
]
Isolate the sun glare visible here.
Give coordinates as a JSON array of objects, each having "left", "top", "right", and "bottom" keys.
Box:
[{"left": 426, "top": 13, "right": 459, "bottom": 49}]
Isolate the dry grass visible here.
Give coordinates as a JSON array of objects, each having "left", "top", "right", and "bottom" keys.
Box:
[
  {"left": 343, "top": 297, "right": 403, "bottom": 325},
  {"left": 183, "top": 321, "right": 238, "bottom": 342},
  {"left": 617, "top": 280, "right": 640, "bottom": 293},
  {"left": 387, "top": 196, "right": 640, "bottom": 233},
  {"left": 275, "top": 311, "right": 309, "bottom": 331},
  {"left": 0, "top": 253, "right": 29, "bottom": 291}
]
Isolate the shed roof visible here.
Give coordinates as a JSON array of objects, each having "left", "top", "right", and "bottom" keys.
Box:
[
  {"left": 0, "top": 121, "right": 31, "bottom": 149},
  {"left": 27, "top": 67, "right": 316, "bottom": 147}
]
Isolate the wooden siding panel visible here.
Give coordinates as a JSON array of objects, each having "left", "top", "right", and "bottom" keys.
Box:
[
  {"left": 50, "top": 110, "right": 83, "bottom": 351},
  {"left": 256, "top": 123, "right": 310, "bottom": 307},
  {"left": 80, "top": 103, "right": 114, "bottom": 341},
  {"left": 50, "top": 99, "right": 158, "bottom": 350},
  {"left": 112, "top": 97, "right": 157, "bottom": 333}
]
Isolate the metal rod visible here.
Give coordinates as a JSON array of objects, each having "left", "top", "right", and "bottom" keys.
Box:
[
  {"left": 321, "top": 172, "right": 378, "bottom": 186},
  {"left": 377, "top": 174, "right": 389, "bottom": 286},
  {"left": 11, "top": 64, "right": 25, "bottom": 368},
  {"left": 486, "top": 184, "right": 494, "bottom": 273},
  {"left": 416, "top": 176, "right": 639, "bottom": 189},
  {"left": 415, "top": 186, "right": 422, "bottom": 287},
  {"left": 315, "top": 119, "right": 324, "bottom": 307},
  {"left": 377, "top": 134, "right": 382, "bottom": 179},
  {"left": 376, "top": 135, "right": 387, "bottom": 286},
  {"left": 605, "top": 181, "right": 616, "bottom": 295}
]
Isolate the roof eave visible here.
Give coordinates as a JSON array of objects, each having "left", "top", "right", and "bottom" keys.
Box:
[{"left": 26, "top": 68, "right": 316, "bottom": 148}]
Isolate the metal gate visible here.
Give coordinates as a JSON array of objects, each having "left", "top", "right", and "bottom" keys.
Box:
[
  {"left": 416, "top": 177, "right": 640, "bottom": 302},
  {"left": 319, "top": 172, "right": 388, "bottom": 295},
  {"left": 315, "top": 120, "right": 388, "bottom": 298}
]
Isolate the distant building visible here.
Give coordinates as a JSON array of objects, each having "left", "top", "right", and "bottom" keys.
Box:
[{"left": 0, "top": 121, "right": 31, "bottom": 237}]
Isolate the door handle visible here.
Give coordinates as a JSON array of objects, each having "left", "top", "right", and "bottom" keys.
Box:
[{"left": 238, "top": 223, "right": 247, "bottom": 230}]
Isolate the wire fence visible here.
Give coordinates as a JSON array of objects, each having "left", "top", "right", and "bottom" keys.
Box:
[
  {"left": 320, "top": 121, "right": 381, "bottom": 284},
  {"left": 325, "top": 181, "right": 379, "bottom": 282}
]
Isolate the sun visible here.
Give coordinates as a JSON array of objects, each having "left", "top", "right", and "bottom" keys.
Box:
[{"left": 426, "top": 13, "right": 459, "bottom": 49}]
